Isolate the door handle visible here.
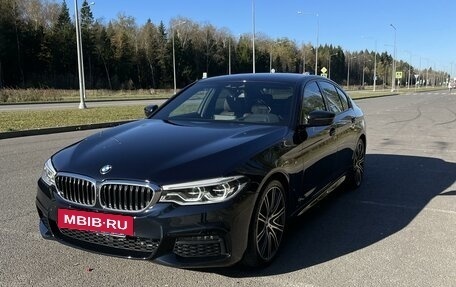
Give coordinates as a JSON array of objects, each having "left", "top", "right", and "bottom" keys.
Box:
[{"left": 329, "top": 127, "right": 336, "bottom": 137}]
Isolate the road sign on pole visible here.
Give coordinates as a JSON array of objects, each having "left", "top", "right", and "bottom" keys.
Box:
[
  {"left": 396, "top": 71, "right": 403, "bottom": 79},
  {"left": 320, "top": 67, "right": 327, "bottom": 77}
]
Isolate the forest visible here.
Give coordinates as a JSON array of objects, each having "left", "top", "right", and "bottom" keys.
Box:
[{"left": 0, "top": 0, "right": 449, "bottom": 91}]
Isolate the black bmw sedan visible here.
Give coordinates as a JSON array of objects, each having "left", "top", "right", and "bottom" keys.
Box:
[{"left": 36, "top": 73, "right": 366, "bottom": 268}]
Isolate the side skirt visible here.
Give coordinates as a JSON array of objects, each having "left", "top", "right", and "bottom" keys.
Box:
[{"left": 296, "top": 175, "right": 346, "bottom": 217}]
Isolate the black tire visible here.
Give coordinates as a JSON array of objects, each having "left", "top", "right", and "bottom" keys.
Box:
[
  {"left": 242, "top": 180, "right": 286, "bottom": 267},
  {"left": 346, "top": 138, "right": 365, "bottom": 189}
]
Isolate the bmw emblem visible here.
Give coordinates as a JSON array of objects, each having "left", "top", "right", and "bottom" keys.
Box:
[{"left": 100, "top": 165, "right": 112, "bottom": 175}]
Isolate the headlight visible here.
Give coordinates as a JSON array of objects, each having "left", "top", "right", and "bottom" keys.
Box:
[
  {"left": 160, "top": 176, "right": 249, "bottom": 205},
  {"left": 41, "top": 158, "right": 56, "bottom": 186}
]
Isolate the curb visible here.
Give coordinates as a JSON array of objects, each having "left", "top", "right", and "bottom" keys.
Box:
[
  {"left": 352, "top": 93, "right": 399, "bottom": 100},
  {"left": 0, "top": 120, "right": 133, "bottom": 140}
]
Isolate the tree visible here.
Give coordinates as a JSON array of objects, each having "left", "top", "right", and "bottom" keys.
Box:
[
  {"left": 236, "top": 35, "right": 253, "bottom": 73},
  {"left": 108, "top": 14, "right": 137, "bottom": 89},
  {"left": 139, "top": 19, "right": 159, "bottom": 88},
  {"left": 80, "top": 0, "right": 95, "bottom": 87},
  {"left": 49, "top": 0, "right": 76, "bottom": 87},
  {"left": 0, "top": 0, "right": 16, "bottom": 87},
  {"left": 0, "top": 8, "right": 445, "bottom": 91},
  {"left": 93, "top": 22, "right": 113, "bottom": 89}
]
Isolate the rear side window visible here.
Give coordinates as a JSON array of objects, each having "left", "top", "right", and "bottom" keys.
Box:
[
  {"left": 336, "top": 87, "right": 350, "bottom": 111},
  {"left": 318, "top": 81, "right": 343, "bottom": 114},
  {"left": 301, "top": 81, "right": 326, "bottom": 124}
]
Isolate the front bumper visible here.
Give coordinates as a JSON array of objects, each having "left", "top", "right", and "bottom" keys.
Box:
[{"left": 36, "top": 179, "right": 258, "bottom": 268}]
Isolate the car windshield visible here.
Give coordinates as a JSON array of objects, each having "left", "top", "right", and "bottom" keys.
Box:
[{"left": 153, "top": 80, "right": 295, "bottom": 125}]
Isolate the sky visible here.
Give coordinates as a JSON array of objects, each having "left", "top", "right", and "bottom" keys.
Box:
[{"left": 71, "top": 0, "right": 456, "bottom": 74}]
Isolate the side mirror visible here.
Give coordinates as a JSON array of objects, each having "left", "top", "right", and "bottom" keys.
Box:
[
  {"left": 144, "top": 104, "right": 159, "bottom": 118},
  {"left": 306, "top": 110, "right": 335, "bottom": 126},
  {"left": 295, "top": 110, "right": 335, "bottom": 144}
]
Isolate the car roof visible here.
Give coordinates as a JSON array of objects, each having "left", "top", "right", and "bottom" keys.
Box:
[{"left": 198, "top": 73, "right": 328, "bottom": 85}]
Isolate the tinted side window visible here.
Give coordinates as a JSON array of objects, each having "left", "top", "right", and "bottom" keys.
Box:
[
  {"left": 301, "top": 81, "right": 326, "bottom": 124},
  {"left": 318, "top": 81, "right": 343, "bottom": 114},
  {"left": 336, "top": 86, "right": 350, "bottom": 111},
  {"left": 169, "top": 88, "right": 213, "bottom": 117}
]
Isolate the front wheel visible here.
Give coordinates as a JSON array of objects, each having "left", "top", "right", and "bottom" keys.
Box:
[
  {"left": 242, "top": 180, "right": 286, "bottom": 267},
  {"left": 346, "top": 138, "right": 365, "bottom": 189}
]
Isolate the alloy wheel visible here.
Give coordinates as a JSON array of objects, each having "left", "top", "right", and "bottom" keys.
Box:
[
  {"left": 353, "top": 139, "right": 365, "bottom": 187},
  {"left": 255, "top": 184, "right": 286, "bottom": 261}
]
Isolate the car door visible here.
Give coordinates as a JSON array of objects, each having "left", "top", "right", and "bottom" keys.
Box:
[
  {"left": 334, "top": 86, "right": 360, "bottom": 170},
  {"left": 294, "top": 81, "right": 340, "bottom": 202},
  {"left": 317, "top": 81, "right": 355, "bottom": 177}
]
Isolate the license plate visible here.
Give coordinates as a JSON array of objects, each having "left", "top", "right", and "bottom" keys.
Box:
[{"left": 57, "top": 209, "right": 134, "bottom": 236}]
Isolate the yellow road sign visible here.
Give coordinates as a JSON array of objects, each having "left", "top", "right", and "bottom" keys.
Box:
[
  {"left": 321, "top": 67, "right": 327, "bottom": 73},
  {"left": 396, "top": 71, "right": 403, "bottom": 79}
]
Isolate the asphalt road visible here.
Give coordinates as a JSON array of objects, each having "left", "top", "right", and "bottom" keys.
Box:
[{"left": 0, "top": 91, "right": 455, "bottom": 286}]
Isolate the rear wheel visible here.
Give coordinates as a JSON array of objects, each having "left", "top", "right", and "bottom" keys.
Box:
[
  {"left": 242, "top": 180, "right": 286, "bottom": 267},
  {"left": 346, "top": 138, "right": 365, "bottom": 189}
]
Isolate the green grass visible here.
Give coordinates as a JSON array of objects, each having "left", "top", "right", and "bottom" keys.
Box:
[
  {"left": 0, "top": 89, "right": 172, "bottom": 103},
  {"left": 0, "top": 105, "right": 144, "bottom": 132}
]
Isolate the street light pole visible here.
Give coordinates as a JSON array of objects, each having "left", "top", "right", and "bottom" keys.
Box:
[
  {"left": 362, "top": 56, "right": 365, "bottom": 86},
  {"left": 269, "top": 43, "right": 272, "bottom": 72},
  {"left": 433, "top": 62, "right": 436, "bottom": 87},
  {"left": 390, "top": 24, "right": 397, "bottom": 92},
  {"left": 403, "top": 50, "right": 412, "bottom": 89},
  {"left": 373, "top": 40, "right": 377, "bottom": 91},
  {"left": 315, "top": 14, "right": 319, "bottom": 75},
  {"left": 407, "top": 56, "right": 412, "bottom": 89},
  {"left": 74, "top": 0, "right": 86, "bottom": 109},
  {"left": 329, "top": 53, "right": 337, "bottom": 79},
  {"left": 172, "top": 30, "right": 177, "bottom": 94},
  {"left": 228, "top": 37, "right": 231, "bottom": 75},
  {"left": 297, "top": 11, "right": 319, "bottom": 75},
  {"left": 172, "top": 21, "right": 186, "bottom": 95},
  {"left": 418, "top": 55, "right": 422, "bottom": 88},
  {"left": 270, "top": 40, "right": 284, "bottom": 72},
  {"left": 347, "top": 56, "right": 356, "bottom": 90},
  {"left": 361, "top": 58, "right": 371, "bottom": 87},
  {"left": 423, "top": 57, "right": 429, "bottom": 88},
  {"left": 426, "top": 61, "right": 429, "bottom": 87},
  {"left": 252, "top": 0, "right": 256, "bottom": 73},
  {"left": 362, "top": 36, "right": 377, "bottom": 91},
  {"left": 302, "top": 44, "right": 306, "bottom": 73},
  {"left": 450, "top": 61, "right": 454, "bottom": 81}
]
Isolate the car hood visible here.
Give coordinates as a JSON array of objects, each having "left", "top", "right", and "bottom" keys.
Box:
[{"left": 52, "top": 119, "right": 289, "bottom": 185}]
